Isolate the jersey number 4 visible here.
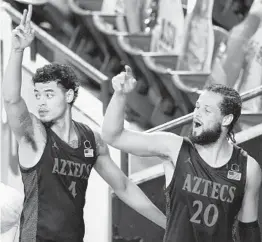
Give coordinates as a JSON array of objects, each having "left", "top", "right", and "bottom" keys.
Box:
[
  {"left": 69, "top": 181, "right": 77, "bottom": 198},
  {"left": 190, "top": 200, "right": 219, "bottom": 227}
]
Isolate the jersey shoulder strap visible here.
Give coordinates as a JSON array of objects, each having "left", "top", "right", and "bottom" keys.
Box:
[{"left": 74, "top": 121, "right": 98, "bottom": 161}]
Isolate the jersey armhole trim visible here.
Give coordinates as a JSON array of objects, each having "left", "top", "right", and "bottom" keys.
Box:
[{"left": 164, "top": 137, "right": 188, "bottom": 192}]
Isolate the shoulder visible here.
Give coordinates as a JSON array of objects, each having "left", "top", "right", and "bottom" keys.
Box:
[
  {"left": 74, "top": 121, "right": 96, "bottom": 142},
  {"left": 246, "top": 155, "right": 262, "bottom": 188},
  {"left": 74, "top": 121, "right": 92, "bottom": 133},
  {"left": 93, "top": 130, "right": 101, "bottom": 142},
  {"left": 173, "top": 136, "right": 193, "bottom": 154},
  {"left": 154, "top": 131, "right": 184, "bottom": 150},
  {"left": 247, "top": 155, "right": 261, "bottom": 175}
]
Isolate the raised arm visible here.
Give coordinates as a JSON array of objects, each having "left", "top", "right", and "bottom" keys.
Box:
[
  {"left": 3, "top": 5, "right": 46, "bottom": 169},
  {"left": 3, "top": 5, "right": 37, "bottom": 143},
  {"left": 93, "top": 132, "right": 166, "bottom": 228},
  {"left": 237, "top": 156, "right": 262, "bottom": 242},
  {"left": 102, "top": 66, "right": 183, "bottom": 158}
]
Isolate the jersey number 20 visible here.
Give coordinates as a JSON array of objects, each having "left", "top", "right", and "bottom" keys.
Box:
[{"left": 190, "top": 200, "right": 219, "bottom": 227}]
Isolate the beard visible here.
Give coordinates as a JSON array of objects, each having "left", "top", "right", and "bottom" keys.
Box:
[{"left": 189, "top": 122, "right": 222, "bottom": 146}]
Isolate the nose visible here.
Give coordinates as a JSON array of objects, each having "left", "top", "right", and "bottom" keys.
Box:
[
  {"left": 193, "top": 108, "right": 203, "bottom": 120},
  {"left": 37, "top": 96, "right": 47, "bottom": 106}
]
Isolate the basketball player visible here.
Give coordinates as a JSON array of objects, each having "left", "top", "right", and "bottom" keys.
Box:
[
  {"left": 2, "top": 5, "right": 166, "bottom": 241},
  {"left": 0, "top": 182, "right": 23, "bottom": 241},
  {"left": 102, "top": 66, "right": 262, "bottom": 242}
]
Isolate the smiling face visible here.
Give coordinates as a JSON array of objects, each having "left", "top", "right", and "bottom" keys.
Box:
[
  {"left": 189, "top": 90, "right": 226, "bottom": 145},
  {"left": 34, "top": 81, "right": 70, "bottom": 123}
]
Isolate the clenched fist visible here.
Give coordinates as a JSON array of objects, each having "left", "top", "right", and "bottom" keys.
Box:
[
  {"left": 12, "top": 5, "right": 35, "bottom": 52},
  {"left": 112, "top": 66, "right": 137, "bottom": 94}
]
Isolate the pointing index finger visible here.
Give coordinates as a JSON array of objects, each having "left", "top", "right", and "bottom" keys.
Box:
[{"left": 125, "top": 65, "right": 133, "bottom": 77}]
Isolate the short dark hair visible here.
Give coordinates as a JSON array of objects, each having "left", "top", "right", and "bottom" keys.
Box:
[
  {"left": 204, "top": 84, "right": 242, "bottom": 143},
  {"left": 32, "top": 63, "right": 79, "bottom": 105}
]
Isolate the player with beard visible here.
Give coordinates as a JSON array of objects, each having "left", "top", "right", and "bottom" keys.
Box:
[
  {"left": 2, "top": 5, "right": 166, "bottom": 242},
  {"left": 102, "top": 66, "right": 262, "bottom": 242}
]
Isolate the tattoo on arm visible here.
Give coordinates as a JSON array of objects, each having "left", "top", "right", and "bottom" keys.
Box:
[{"left": 95, "top": 132, "right": 107, "bottom": 156}]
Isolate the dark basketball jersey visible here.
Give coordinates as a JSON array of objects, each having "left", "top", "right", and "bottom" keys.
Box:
[
  {"left": 19, "top": 121, "right": 97, "bottom": 242},
  {"left": 164, "top": 138, "right": 247, "bottom": 242}
]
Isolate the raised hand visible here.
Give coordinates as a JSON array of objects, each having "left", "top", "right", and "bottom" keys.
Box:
[
  {"left": 12, "top": 5, "right": 35, "bottom": 52},
  {"left": 112, "top": 65, "right": 137, "bottom": 94}
]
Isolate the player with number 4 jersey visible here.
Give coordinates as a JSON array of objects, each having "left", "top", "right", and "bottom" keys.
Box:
[
  {"left": 3, "top": 5, "right": 166, "bottom": 242},
  {"left": 102, "top": 65, "right": 262, "bottom": 242}
]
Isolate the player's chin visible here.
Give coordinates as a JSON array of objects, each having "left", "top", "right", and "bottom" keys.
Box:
[{"left": 39, "top": 116, "right": 52, "bottom": 123}]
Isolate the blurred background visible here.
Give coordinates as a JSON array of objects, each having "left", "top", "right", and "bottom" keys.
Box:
[{"left": 1, "top": 0, "right": 262, "bottom": 241}]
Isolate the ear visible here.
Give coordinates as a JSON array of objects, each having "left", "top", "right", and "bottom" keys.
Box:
[
  {"left": 222, "top": 114, "right": 234, "bottom": 127},
  {"left": 66, "top": 89, "right": 74, "bottom": 104}
]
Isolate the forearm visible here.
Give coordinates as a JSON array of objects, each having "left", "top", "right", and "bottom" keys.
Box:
[
  {"left": 3, "top": 50, "right": 24, "bottom": 103},
  {"left": 115, "top": 180, "right": 166, "bottom": 229},
  {"left": 102, "top": 91, "right": 127, "bottom": 142}
]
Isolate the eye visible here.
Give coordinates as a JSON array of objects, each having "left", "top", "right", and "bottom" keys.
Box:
[
  {"left": 46, "top": 93, "right": 54, "bottom": 99},
  {"left": 35, "top": 93, "right": 40, "bottom": 100},
  {"left": 205, "top": 108, "right": 211, "bottom": 113}
]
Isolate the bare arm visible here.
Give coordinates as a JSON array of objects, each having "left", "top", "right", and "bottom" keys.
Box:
[
  {"left": 93, "top": 132, "right": 166, "bottom": 229},
  {"left": 238, "top": 156, "right": 262, "bottom": 223},
  {"left": 3, "top": 5, "right": 36, "bottom": 143},
  {"left": 102, "top": 66, "right": 183, "bottom": 158}
]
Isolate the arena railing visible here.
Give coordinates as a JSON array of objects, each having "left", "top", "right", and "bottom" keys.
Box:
[{"left": 3, "top": 2, "right": 111, "bottom": 114}]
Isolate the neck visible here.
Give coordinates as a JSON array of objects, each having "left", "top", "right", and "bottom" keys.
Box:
[
  {"left": 51, "top": 108, "right": 75, "bottom": 143},
  {"left": 195, "top": 134, "right": 233, "bottom": 166}
]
